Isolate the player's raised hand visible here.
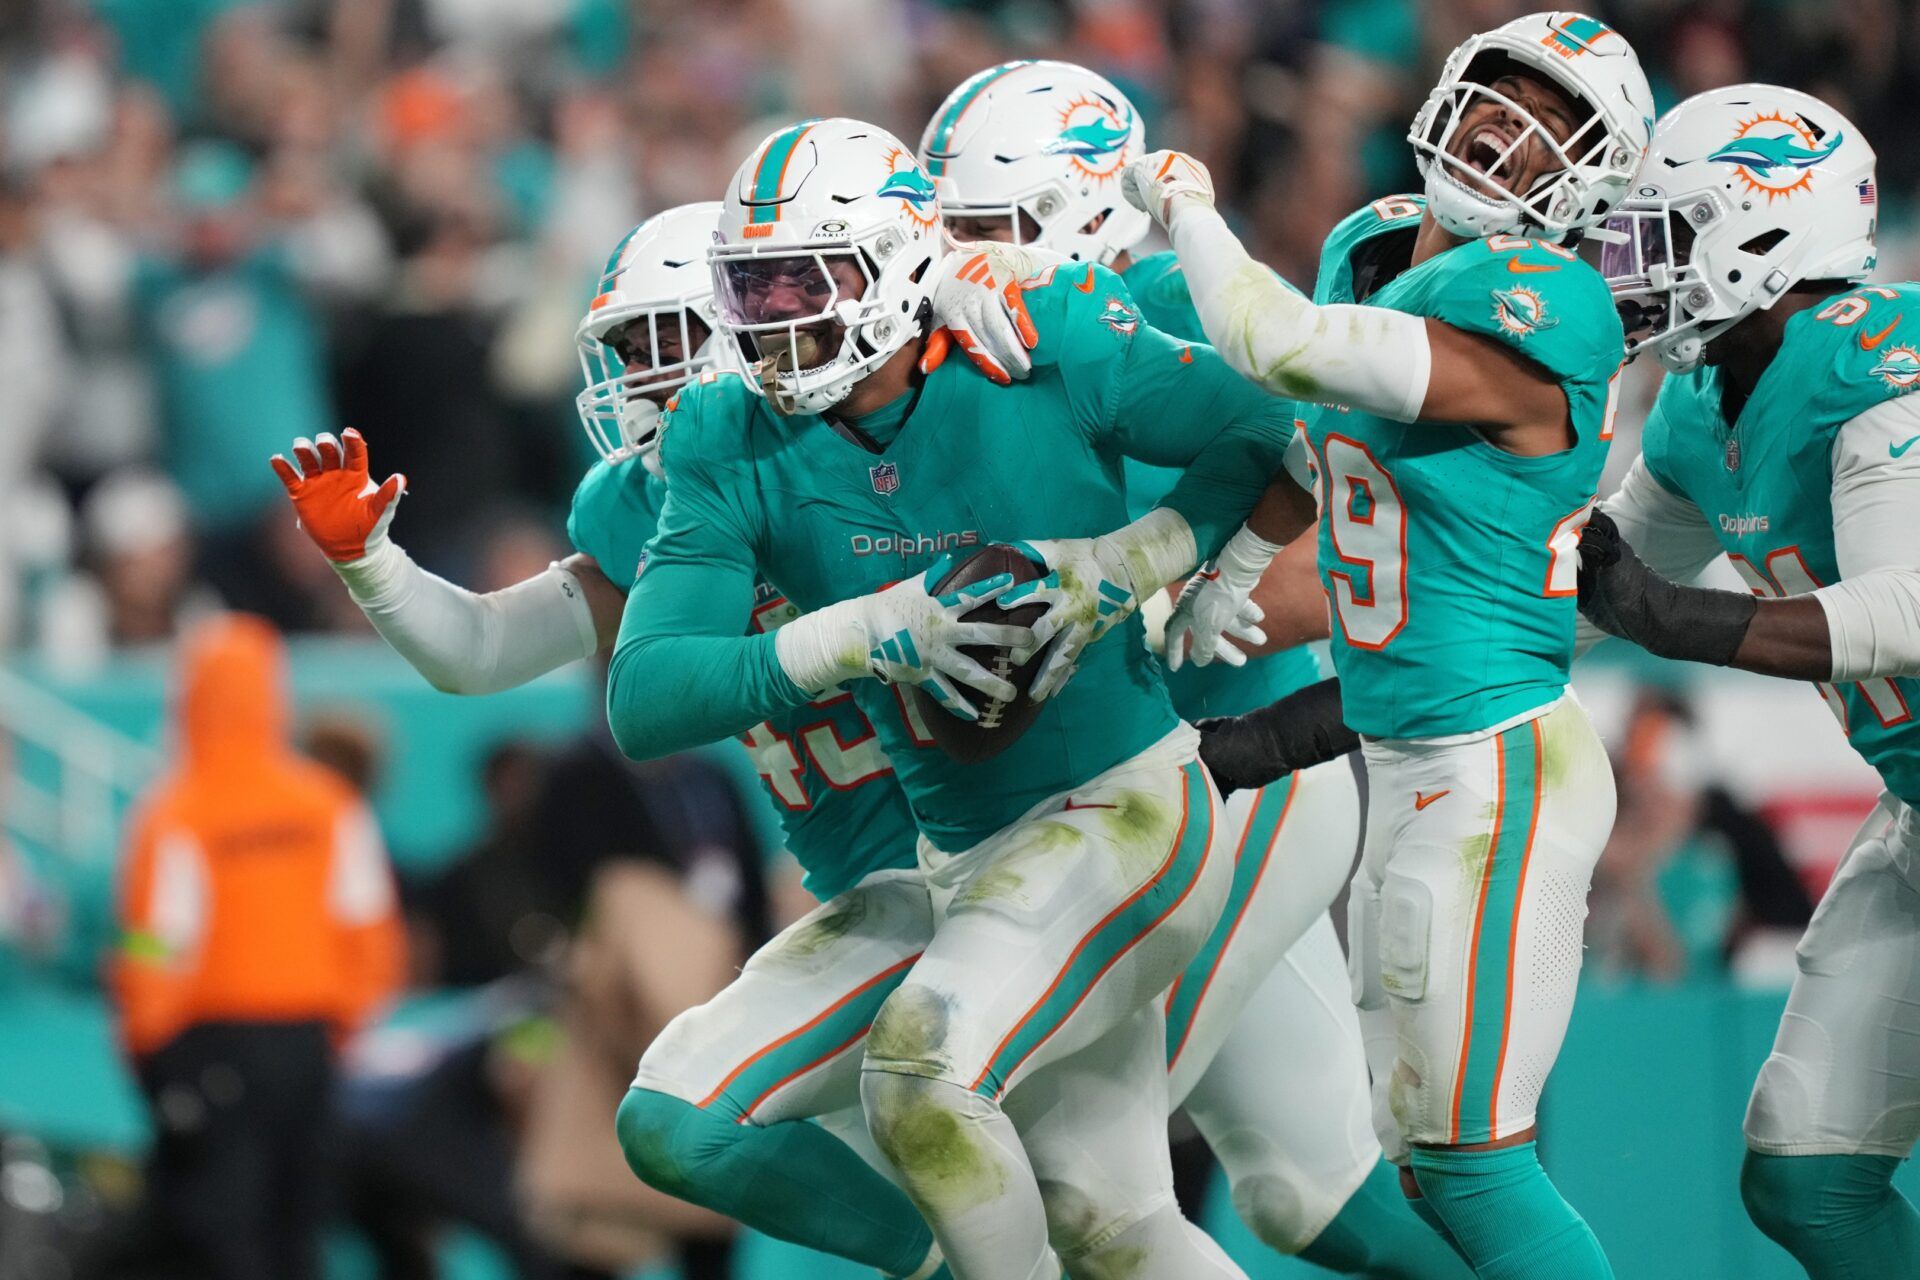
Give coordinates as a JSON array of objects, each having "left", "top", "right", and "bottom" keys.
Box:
[
  {"left": 1003, "top": 537, "right": 1143, "bottom": 701},
  {"left": 924, "top": 247, "right": 1041, "bottom": 385},
  {"left": 269, "top": 428, "right": 406, "bottom": 564},
  {"left": 859, "top": 558, "right": 1038, "bottom": 722},
  {"left": 1121, "top": 150, "right": 1216, "bottom": 231}
]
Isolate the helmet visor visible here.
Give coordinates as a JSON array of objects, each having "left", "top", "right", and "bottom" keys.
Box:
[
  {"left": 1598, "top": 204, "right": 1702, "bottom": 350},
  {"left": 714, "top": 251, "right": 870, "bottom": 330}
]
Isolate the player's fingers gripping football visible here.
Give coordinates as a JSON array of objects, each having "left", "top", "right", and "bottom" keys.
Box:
[
  {"left": 1005, "top": 537, "right": 1142, "bottom": 700},
  {"left": 1164, "top": 569, "right": 1266, "bottom": 673},
  {"left": 860, "top": 566, "right": 1032, "bottom": 721},
  {"left": 1121, "top": 150, "right": 1216, "bottom": 230},
  {"left": 269, "top": 427, "right": 406, "bottom": 564},
  {"left": 926, "top": 249, "right": 1040, "bottom": 385}
]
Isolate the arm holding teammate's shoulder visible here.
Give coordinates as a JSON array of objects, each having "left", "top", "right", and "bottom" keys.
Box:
[
  {"left": 1577, "top": 452, "right": 1729, "bottom": 656},
  {"left": 271, "top": 429, "right": 616, "bottom": 695}
]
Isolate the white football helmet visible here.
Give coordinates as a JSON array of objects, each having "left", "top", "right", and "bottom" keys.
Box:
[
  {"left": 1598, "top": 85, "right": 1876, "bottom": 373},
  {"left": 1409, "top": 11, "right": 1654, "bottom": 241},
  {"left": 575, "top": 202, "right": 725, "bottom": 474},
  {"left": 712, "top": 117, "right": 944, "bottom": 415},
  {"left": 919, "top": 59, "right": 1150, "bottom": 265}
]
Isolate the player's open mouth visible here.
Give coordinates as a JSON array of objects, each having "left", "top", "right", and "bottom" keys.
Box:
[{"left": 1461, "top": 125, "right": 1512, "bottom": 176}]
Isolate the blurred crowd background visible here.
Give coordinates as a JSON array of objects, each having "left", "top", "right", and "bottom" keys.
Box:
[
  {"left": 0, "top": 1, "right": 1911, "bottom": 1278},
  {"left": 5, "top": 0, "right": 1920, "bottom": 662}
]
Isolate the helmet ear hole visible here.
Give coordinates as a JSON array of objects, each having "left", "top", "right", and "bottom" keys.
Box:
[{"left": 1739, "top": 228, "right": 1789, "bottom": 256}]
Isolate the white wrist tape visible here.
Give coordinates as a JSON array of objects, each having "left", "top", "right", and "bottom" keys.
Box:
[
  {"left": 334, "top": 540, "right": 600, "bottom": 695},
  {"left": 1815, "top": 567, "right": 1920, "bottom": 681},
  {"left": 1213, "top": 524, "right": 1283, "bottom": 594},
  {"left": 1169, "top": 202, "right": 1430, "bottom": 422},
  {"left": 774, "top": 599, "right": 870, "bottom": 694},
  {"left": 1104, "top": 506, "right": 1200, "bottom": 596}
]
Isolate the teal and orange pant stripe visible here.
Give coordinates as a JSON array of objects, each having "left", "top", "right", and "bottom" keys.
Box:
[
  {"left": 700, "top": 952, "right": 920, "bottom": 1124},
  {"left": 1164, "top": 774, "right": 1297, "bottom": 1071},
  {"left": 970, "top": 761, "right": 1218, "bottom": 1100},
  {"left": 1447, "top": 716, "right": 1546, "bottom": 1144}
]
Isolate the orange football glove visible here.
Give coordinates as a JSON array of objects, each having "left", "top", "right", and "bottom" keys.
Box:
[
  {"left": 922, "top": 249, "right": 1039, "bottom": 385},
  {"left": 269, "top": 429, "right": 407, "bottom": 564}
]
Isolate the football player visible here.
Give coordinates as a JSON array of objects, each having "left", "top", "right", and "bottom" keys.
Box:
[
  {"left": 921, "top": 59, "right": 1469, "bottom": 1279},
  {"left": 605, "top": 117, "right": 1298, "bottom": 1279},
  {"left": 272, "top": 201, "right": 1035, "bottom": 1280},
  {"left": 1575, "top": 86, "right": 1920, "bottom": 1278},
  {"left": 1123, "top": 12, "right": 1653, "bottom": 1278}
]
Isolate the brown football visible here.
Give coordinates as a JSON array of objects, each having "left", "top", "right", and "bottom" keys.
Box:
[{"left": 911, "top": 543, "right": 1053, "bottom": 763}]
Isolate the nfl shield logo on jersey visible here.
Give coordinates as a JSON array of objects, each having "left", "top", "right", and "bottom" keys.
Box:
[{"left": 870, "top": 462, "right": 900, "bottom": 496}]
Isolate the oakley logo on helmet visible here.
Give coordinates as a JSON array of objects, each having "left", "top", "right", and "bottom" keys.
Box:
[
  {"left": 1541, "top": 13, "right": 1622, "bottom": 58},
  {"left": 1702, "top": 112, "right": 1843, "bottom": 201}
]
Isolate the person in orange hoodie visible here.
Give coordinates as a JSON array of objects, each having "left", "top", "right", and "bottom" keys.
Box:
[{"left": 111, "top": 612, "right": 403, "bottom": 1280}]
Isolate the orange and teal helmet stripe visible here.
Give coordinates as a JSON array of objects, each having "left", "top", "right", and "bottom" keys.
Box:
[
  {"left": 922, "top": 61, "right": 1032, "bottom": 177},
  {"left": 747, "top": 120, "right": 820, "bottom": 225},
  {"left": 598, "top": 222, "right": 642, "bottom": 284}
]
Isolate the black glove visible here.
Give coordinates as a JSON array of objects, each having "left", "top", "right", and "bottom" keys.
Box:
[
  {"left": 1197, "top": 678, "right": 1360, "bottom": 799},
  {"left": 1578, "top": 508, "right": 1755, "bottom": 666}
]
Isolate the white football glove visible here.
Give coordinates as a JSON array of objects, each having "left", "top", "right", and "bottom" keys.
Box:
[
  {"left": 923, "top": 246, "right": 1042, "bottom": 386},
  {"left": 775, "top": 555, "right": 1037, "bottom": 722},
  {"left": 1163, "top": 526, "right": 1282, "bottom": 672},
  {"left": 1003, "top": 536, "right": 1144, "bottom": 701},
  {"left": 1120, "top": 150, "right": 1217, "bottom": 232}
]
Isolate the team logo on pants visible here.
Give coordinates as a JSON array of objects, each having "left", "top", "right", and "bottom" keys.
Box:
[{"left": 870, "top": 461, "right": 901, "bottom": 495}]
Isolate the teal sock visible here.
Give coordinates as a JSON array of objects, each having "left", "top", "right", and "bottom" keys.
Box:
[
  {"left": 1411, "top": 1142, "right": 1612, "bottom": 1280},
  {"left": 1298, "top": 1158, "right": 1476, "bottom": 1279},
  {"left": 616, "top": 1087, "right": 936, "bottom": 1278},
  {"left": 1743, "top": 1151, "right": 1920, "bottom": 1280},
  {"left": 1405, "top": 1181, "right": 1467, "bottom": 1261}
]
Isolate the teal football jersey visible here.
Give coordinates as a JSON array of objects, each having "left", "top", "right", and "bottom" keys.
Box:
[
  {"left": 1119, "top": 250, "right": 1321, "bottom": 718},
  {"left": 1641, "top": 282, "right": 1920, "bottom": 805},
  {"left": 619, "top": 263, "right": 1296, "bottom": 850},
  {"left": 1303, "top": 198, "right": 1624, "bottom": 739},
  {"left": 569, "top": 455, "right": 920, "bottom": 898}
]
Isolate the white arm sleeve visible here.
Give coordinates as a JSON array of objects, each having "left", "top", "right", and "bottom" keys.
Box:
[
  {"left": 1579, "top": 454, "right": 1729, "bottom": 655},
  {"left": 1813, "top": 397, "right": 1920, "bottom": 680},
  {"left": 333, "top": 540, "right": 602, "bottom": 695},
  {"left": 1166, "top": 202, "right": 1431, "bottom": 421}
]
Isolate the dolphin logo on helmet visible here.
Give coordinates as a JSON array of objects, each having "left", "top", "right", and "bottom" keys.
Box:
[
  {"left": 1044, "top": 107, "right": 1134, "bottom": 160},
  {"left": 1597, "top": 86, "right": 1878, "bottom": 374},
  {"left": 1707, "top": 132, "right": 1843, "bottom": 177},
  {"left": 876, "top": 167, "right": 938, "bottom": 207},
  {"left": 918, "top": 61, "right": 1150, "bottom": 265}
]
